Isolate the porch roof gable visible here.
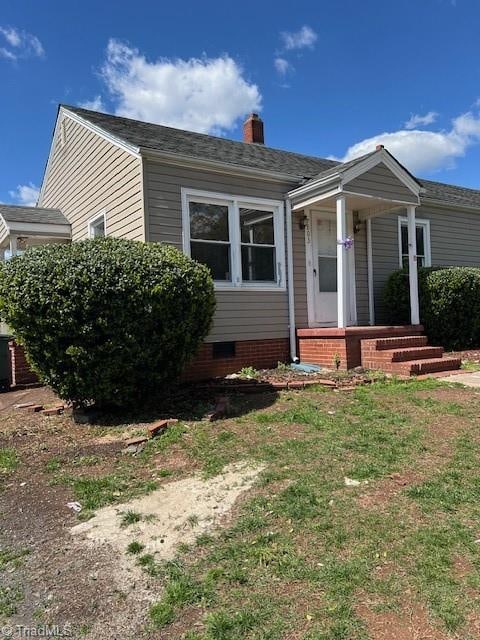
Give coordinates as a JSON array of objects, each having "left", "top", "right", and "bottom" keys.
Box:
[{"left": 287, "top": 147, "right": 423, "bottom": 208}]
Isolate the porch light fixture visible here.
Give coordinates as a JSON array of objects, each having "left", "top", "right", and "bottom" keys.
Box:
[
  {"left": 298, "top": 215, "right": 308, "bottom": 230},
  {"left": 353, "top": 211, "right": 362, "bottom": 235}
]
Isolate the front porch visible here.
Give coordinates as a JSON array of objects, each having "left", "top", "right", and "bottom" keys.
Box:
[{"left": 288, "top": 146, "right": 461, "bottom": 375}]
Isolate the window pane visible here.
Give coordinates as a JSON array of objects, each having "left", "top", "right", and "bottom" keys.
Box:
[
  {"left": 91, "top": 217, "right": 105, "bottom": 238},
  {"left": 189, "top": 202, "right": 229, "bottom": 241},
  {"left": 191, "top": 241, "right": 231, "bottom": 281},
  {"left": 240, "top": 208, "right": 274, "bottom": 244},
  {"left": 416, "top": 226, "right": 425, "bottom": 256},
  {"left": 401, "top": 225, "right": 408, "bottom": 256},
  {"left": 318, "top": 256, "right": 337, "bottom": 292},
  {"left": 316, "top": 217, "right": 337, "bottom": 257},
  {"left": 241, "top": 246, "right": 275, "bottom": 282}
]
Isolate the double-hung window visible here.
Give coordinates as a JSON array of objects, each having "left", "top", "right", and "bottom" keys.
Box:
[
  {"left": 182, "top": 189, "right": 285, "bottom": 289},
  {"left": 398, "top": 216, "right": 431, "bottom": 268},
  {"left": 88, "top": 212, "right": 107, "bottom": 238}
]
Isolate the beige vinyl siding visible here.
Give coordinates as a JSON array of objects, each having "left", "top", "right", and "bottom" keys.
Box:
[
  {"left": 371, "top": 204, "right": 480, "bottom": 322},
  {"left": 346, "top": 163, "right": 418, "bottom": 204},
  {"left": 40, "top": 115, "right": 144, "bottom": 241},
  {"left": 145, "top": 158, "right": 295, "bottom": 342},
  {"left": 354, "top": 221, "right": 369, "bottom": 325}
]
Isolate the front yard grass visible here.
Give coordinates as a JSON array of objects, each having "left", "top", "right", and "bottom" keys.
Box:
[
  {"left": 141, "top": 379, "right": 480, "bottom": 639},
  {"left": 2, "top": 378, "right": 480, "bottom": 638}
]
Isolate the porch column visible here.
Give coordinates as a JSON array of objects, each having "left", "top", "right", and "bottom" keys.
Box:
[
  {"left": 407, "top": 205, "right": 420, "bottom": 325},
  {"left": 336, "top": 195, "right": 349, "bottom": 328}
]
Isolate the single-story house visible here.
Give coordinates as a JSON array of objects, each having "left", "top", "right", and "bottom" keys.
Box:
[{"left": 6, "top": 104, "right": 480, "bottom": 382}]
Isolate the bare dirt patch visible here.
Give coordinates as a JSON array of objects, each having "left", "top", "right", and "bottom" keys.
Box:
[
  {"left": 72, "top": 461, "right": 264, "bottom": 565},
  {"left": 356, "top": 602, "right": 450, "bottom": 640}
]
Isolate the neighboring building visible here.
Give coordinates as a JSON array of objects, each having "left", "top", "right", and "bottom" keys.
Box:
[{"left": 7, "top": 104, "right": 480, "bottom": 381}]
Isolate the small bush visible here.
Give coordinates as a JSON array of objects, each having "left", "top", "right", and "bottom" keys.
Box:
[
  {"left": 382, "top": 266, "right": 480, "bottom": 350},
  {"left": 0, "top": 238, "right": 215, "bottom": 408}
]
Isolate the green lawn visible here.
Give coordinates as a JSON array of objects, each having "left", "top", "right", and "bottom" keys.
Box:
[
  {"left": 10, "top": 378, "right": 478, "bottom": 638},
  {"left": 136, "top": 378, "right": 480, "bottom": 639}
]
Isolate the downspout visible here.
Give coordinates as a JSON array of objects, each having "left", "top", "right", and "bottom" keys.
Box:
[
  {"left": 285, "top": 198, "right": 298, "bottom": 362},
  {"left": 366, "top": 218, "right": 375, "bottom": 325}
]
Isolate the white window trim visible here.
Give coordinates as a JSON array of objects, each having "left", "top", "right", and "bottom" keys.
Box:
[
  {"left": 398, "top": 215, "right": 431, "bottom": 268},
  {"left": 181, "top": 187, "right": 286, "bottom": 291},
  {"left": 88, "top": 210, "right": 107, "bottom": 238}
]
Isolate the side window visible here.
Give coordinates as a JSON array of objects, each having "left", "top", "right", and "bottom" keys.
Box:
[
  {"left": 88, "top": 212, "right": 106, "bottom": 238},
  {"left": 399, "top": 217, "right": 430, "bottom": 268}
]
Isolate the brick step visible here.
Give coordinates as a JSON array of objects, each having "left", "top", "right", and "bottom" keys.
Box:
[
  {"left": 389, "top": 346, "right": 444, "bottom": 362},
  {"left": 361, "top": 346, "right": 443, "bottom": 368},
  {"left": 370, "top": 335, "right": 428, "bottom": 350},
  {"left": 392, "top": 356, "right": 461, "bottom": 376}
]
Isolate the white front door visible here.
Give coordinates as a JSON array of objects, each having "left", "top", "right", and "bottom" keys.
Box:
[{"left": 312, "top": 211, "right": 338, "bottom": 325}]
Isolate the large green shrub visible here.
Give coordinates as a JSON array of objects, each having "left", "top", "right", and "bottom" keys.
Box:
[
  {"left": 382, "top": 266, "right": 480, "bottom": 349},
  {"left": 0, "top": 238, "right": 215, "bottom": 408}
]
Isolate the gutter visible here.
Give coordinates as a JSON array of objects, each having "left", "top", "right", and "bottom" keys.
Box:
[{"left": 285, "top": 198, "right": 298, "bottom": 362}]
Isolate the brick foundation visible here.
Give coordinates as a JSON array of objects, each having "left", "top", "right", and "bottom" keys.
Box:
[
  {"left": 183, "top": 338, "right": 290, "bottom": 381},
  {"left": 8, "top": 341, "right": 39, "bottom": 387},
  {"left": 297, "top": 325, "right": 424, "bottom": 370},
  {"left": 5, "top": 338, "right": 290, "bottom": 388}
]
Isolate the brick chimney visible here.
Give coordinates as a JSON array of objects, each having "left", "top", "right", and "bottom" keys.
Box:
[{"left": 243, "top": 113, "right": 264, "bottom": 144}]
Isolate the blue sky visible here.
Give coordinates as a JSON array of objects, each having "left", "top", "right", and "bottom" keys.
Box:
[{"left": 1, "top": 0, "right": 480, "bottom": 206}]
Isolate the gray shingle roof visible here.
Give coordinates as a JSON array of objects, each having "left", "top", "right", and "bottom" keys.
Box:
[
  {"left": 0, "top": 204, "right": 69, "bottom": 226},
  {"left": 421, "top": 179, "right": 480, "bottom": 209},
  {"left": 64, "top": 105, "right": 338, "bottom": 179},
  {"left": 64, "top": 105, "right": 480, "bottom": 211}
]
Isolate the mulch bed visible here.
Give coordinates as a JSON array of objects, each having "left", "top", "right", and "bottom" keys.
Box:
[
  {"left": 447, "top": 349, "right": 480, "bottom": 364},
  {"left": 194, "top": 367, "right": 378, "bottom": 394}
]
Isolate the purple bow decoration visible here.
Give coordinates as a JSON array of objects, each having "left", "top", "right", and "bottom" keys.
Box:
[{"left": 337, "top": 236, "right": 354, "bottom": 250}]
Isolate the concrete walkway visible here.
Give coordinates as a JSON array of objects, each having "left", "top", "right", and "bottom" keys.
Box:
[{"left": 440, "top": 370, "right": 480, "bottom": 387}]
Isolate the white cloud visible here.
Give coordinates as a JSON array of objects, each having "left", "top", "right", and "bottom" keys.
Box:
[
  {"left": 404, "top": 111, "right": 438, "bottom": 129},
  {"left": 79, "top": 95, "right": 105, "bottom": 111},
  {"left": 98, "top": 39, "right": 261, "bottom": 134},
  {"left": 0, "top": 26, "right": 44, "bottom": 61},
  {"left": 1, "top": 27, "right": 21, "bottom": 47},
  {"left": 274, "top": 57, "right": 292, "bottom": 75},
  {"left": 334, "top": 111, "right": 480, "bottom": 174},
  {"left": 280, "top": 25, "right": 317, "bottom": 51},
  {"left": 9, "top": 183, "right": 40, "bottom": 207},
  {"left": 0, "top": 47, "right": 16, "bottom": 61}
]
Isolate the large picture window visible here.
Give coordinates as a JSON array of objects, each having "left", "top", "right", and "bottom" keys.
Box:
[
  {"left": 182, "top": 189, "right": 285, "bottom": 289},
  {"left": 398, "top": 217, "right": 431, "bottom": 268}
]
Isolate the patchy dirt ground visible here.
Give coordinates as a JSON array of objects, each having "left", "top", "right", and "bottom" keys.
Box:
[
  {"left": 2, "top": 379, "right": 480, "bottom": 639},
  {"left": 0, "top": 387, "right": 268, "bottom": 639}
]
